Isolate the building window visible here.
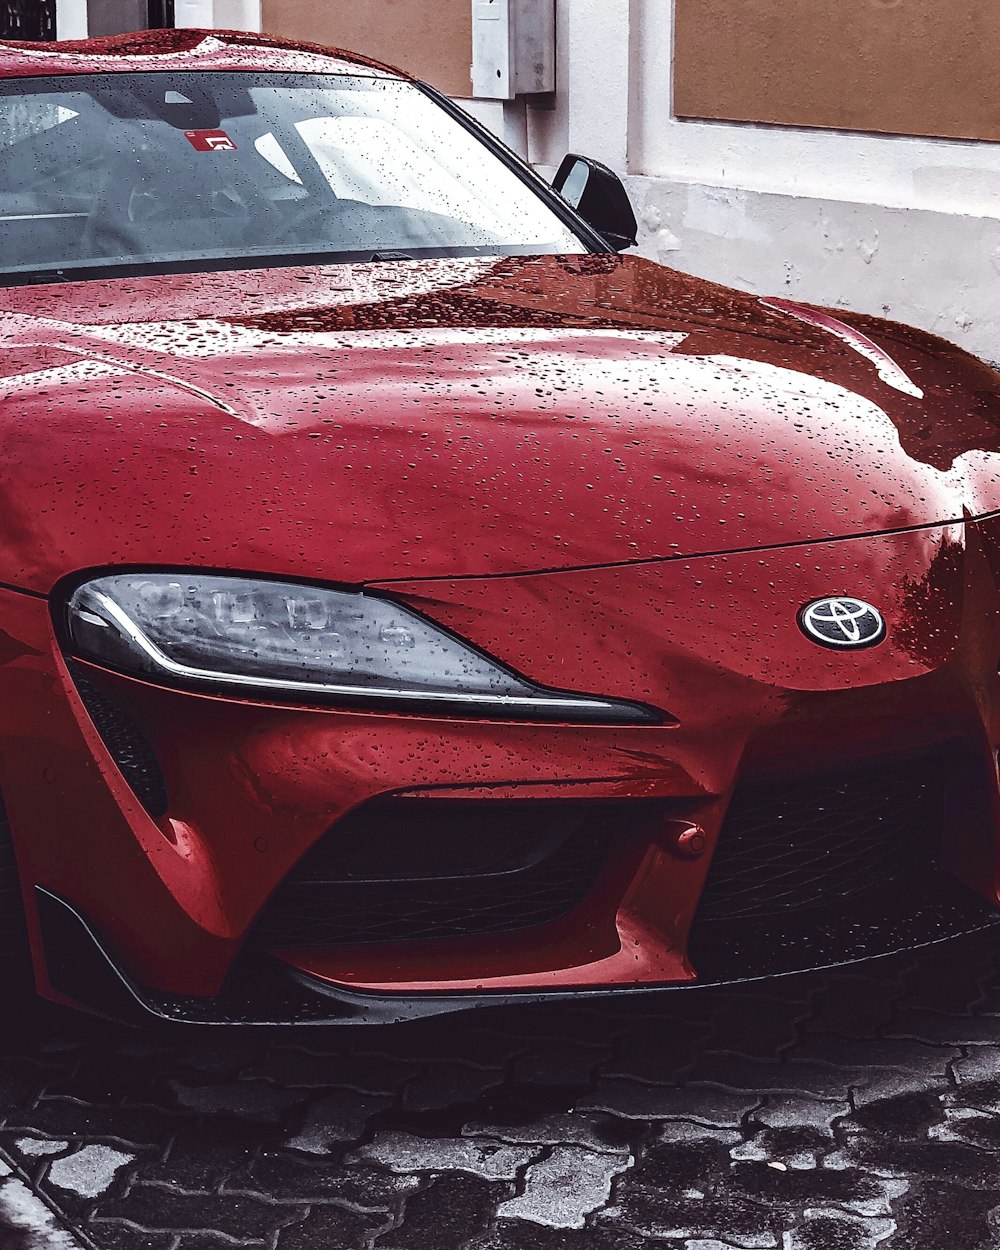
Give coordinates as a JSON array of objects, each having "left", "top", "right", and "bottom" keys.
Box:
[
  {"left": 148, "top": 0, "right": 174, "bottom": 26},
  {"left": 87, "top": 0, "right": 174, "bottom": 38},
  {"left": 1, "top": 0, "right": 57, "bottom": 40}
]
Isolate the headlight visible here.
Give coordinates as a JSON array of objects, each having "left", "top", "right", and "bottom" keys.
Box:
[{"left": 65, "top": 573, "right": 658, "bottom": 723}]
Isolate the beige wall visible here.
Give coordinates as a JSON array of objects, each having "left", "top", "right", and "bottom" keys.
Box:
[
  {"left": 674, "top": 0, "right": 1000, "bottom": 143},
  {"left": 261, "top": 0, "right": 472, "bottom": 97}
]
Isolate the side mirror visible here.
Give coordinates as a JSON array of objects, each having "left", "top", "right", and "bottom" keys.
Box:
[{"left": 552, "top": 154, "right": 638, "bottom": 252}]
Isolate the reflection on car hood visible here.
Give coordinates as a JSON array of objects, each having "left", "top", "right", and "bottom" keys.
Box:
[{"left": 2, "top": 254, "right": 1000, "bottom": 592}]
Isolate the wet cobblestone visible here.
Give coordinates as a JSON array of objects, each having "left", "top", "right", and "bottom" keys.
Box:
[{"left": 3, "top": 930, "right": 1000, "bottom": 1247}]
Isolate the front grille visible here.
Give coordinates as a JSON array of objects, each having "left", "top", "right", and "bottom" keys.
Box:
[
  {"left": 695, "top": 756, "right": 948, "bottom": 922},
  {"left": 253, "top": 800, "right": 627, "bottom": 947},
  {"left": 68, "top": 664, "right": 169, "bottom": 819}
]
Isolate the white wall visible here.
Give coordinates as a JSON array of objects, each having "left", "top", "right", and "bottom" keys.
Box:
[
  {"left": 523, "top": 0, "right": 1000, "bottom": 218},
  {"left": 56, "top": 0, "right": 88, "bottom": 38},
  {"left": 632, "top": 0, "right": 1000, "bottom": 220},
  {"left": 627, "top": 176, "right": 1000, "bottom": 363},
  {"left": 506, "top": 0, "right": 1000, "bottom": 362},
  {"left": 173, "top": 0, "right": 261, "bottom": 30}
]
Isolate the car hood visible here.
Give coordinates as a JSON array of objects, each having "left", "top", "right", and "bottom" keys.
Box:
[{"left": 3, "top": 253, "right": 1000, "bottom": 593}]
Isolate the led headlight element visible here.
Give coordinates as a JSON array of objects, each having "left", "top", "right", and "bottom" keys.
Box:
[{"left": 66, "top": 574, "right": 657, "bottom": 722}]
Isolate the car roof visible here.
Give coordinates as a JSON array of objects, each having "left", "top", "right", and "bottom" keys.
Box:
[{"left": 0, "top": 26, "right": 405, "bottom": 81}]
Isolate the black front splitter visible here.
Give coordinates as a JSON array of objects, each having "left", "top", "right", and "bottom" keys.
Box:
[{"left": 34, "top": 877, "right": 1000, "bottom": 1027}]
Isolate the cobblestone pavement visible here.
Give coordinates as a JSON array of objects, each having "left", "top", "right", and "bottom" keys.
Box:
[{"left": 4, "top": 931, "right": 1000, "bottom": 1249}]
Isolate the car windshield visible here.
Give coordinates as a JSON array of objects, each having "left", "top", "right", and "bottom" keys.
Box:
[{"left": 0, "top": 71, "right": 587, "bottom": 284}]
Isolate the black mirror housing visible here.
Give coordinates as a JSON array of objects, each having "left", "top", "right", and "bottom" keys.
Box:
[{"left": 552, "top": 154, "right": 638, "bottom": 252}]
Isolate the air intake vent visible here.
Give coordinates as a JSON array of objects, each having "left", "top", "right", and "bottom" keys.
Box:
[
  {"left": 252, "top": 799, "right": 634, "bottom": 947},
  {"left": 68, "top": 664, "right": 168, "bottom": 819},
  {"left": 695, "top": 756, "right": 947, "bottom": 921}
]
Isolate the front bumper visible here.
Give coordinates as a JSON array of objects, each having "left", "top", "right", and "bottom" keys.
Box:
[
  {"left": 35, "top": 875, "right": 1000, "bottom": 1026},
  {"left": 3, "top": 519, "right": 1000, "bottom": 1022}
]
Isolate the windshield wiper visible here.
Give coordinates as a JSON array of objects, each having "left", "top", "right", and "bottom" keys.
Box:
[
  {"left": 0, "top": 245, "right": 528, "bottom": 289},
  {"left": 5, "top": 268, "right": 73, "bottom": 286}
]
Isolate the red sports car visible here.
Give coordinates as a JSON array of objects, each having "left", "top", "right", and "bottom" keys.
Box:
[{"left": 2, "top": 28, "right": 1000, "bottom": 1025}]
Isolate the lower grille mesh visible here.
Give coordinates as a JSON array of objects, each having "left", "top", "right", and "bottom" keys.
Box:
[
  {"left": 695, "top": 757, "right": 948, "bottom": 921},
  {"left": 253, "top": 800, "right": 625, "bottom": 947}
]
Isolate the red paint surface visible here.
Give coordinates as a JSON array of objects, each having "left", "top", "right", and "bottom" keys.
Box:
[
  {"left": 5, "top": 254, "right": 1000, "bottom": 593},
  {"left": 2, "top": 33, "right": 1000, "bottom": 1011},
  {"left": 0, "top": 27, "right": 398, "bottom": 80}
]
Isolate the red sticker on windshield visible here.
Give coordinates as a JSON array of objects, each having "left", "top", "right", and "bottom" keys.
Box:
[{"left": 184, "top": 129, "right": 237, "bottom": 152}]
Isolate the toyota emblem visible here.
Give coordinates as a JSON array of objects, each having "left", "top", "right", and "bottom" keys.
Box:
[{"left": 799, "top": 597, "right": 886, "bottom": 650}]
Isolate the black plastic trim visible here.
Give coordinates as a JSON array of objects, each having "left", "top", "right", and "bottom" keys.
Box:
[{"left": 67, "top": 661, "right": 169, "bottom": 818}]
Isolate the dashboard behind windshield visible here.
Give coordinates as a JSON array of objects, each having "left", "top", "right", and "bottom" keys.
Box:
[{"left": 0, "top": 71, "right": 587, "bottom": 283}]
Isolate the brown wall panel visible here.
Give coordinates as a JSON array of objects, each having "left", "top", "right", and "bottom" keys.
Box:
[
  {"left": 261, "top": 0, "right": 472, "bottom": 97},
  {"left": 674, "top": 0, "right": 1000, "bottom": 142}
]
